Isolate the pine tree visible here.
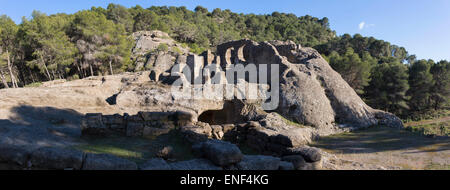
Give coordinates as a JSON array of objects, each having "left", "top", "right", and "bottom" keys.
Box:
[
  {"left": 430, "top": 61, "right": 450, "bottom": 110},
  {"left": 407, "top": 60, "right": 434, "bottom": 112},
  {"left": 365, "top": 62, "right": 410, "bottom": 115}
]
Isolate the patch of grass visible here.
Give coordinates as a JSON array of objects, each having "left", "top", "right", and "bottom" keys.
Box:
[
  {"left": 24, "top": 82, "right": 42, "bottom": 88},
  {"left": 312, "top": 126, "right": 447, "bottom": 153},
  {"left": 73, "top": 131, "right": 195, "bottom": 164},
  {"left": 406, "top": 121, "right": 449, "bottom": 137},
  {"left": 403, "top": 109, "right": 450, "bottom": 123},
  {"left": 157, "top": 43, "right": 169, "bottom": 52},
  {"left": 172, "top": 46, "right": 182, "bottom": 54}
]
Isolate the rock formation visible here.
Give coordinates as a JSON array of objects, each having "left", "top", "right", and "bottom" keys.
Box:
[
  {"left": 0, "top": 30, "right": 404, "bottom": 170},
  {"left": 131, "top": 31, "right": 189, "bottom": 81}
]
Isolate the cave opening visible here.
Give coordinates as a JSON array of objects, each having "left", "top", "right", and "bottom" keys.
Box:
[{"left": 197, "top": 101, "right": 244, "bottom": 125}]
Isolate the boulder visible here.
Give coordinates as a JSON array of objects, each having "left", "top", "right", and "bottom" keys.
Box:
[
  {"left": 196, "top": 140, "right": 243, "bottom": 166},
  {"left": 30, "top": 147, "right": 84, "bottom": 170},
  {"left": 211, "top": 125, "right": 224, "bottom": 140},
  {"left": 140, "top": 158, "right": 172, "bottom": 170},
  {"left": 282, "top": 155, "right": 307, "bottom": 170},
  {"left": 236, "top": 155, "right": 281, "bottom": 170},
  {"left": 170, "top": 159, "right": 222, "bottom": 170},
  {"left": 82, "top": 154, "right": 138, "bottom": 170},
  {"left": 284, "top": 146, "right": 322, "bottom": 162},
  {"left": 156, "top": 146, "right": 174, "bottom": 160},
  {"left": 180, "top": 124, "right": 210, "bottom": 143}
]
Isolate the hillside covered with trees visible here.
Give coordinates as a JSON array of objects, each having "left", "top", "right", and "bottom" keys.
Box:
[{"left": 0, "top": 4, "right": 448, "bottom": 120}]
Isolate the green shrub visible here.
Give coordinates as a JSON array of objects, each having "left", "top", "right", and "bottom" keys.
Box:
[
  {"left": 24, "top": 82, "right": 42, "bottom": 88},
  {"left": 157, "top": 43, "right": 169, "bottom": 52}
]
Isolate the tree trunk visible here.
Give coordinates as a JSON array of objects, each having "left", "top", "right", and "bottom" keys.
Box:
[
  {"left": 0, "top": 69, "right": 9, "bottom": 88},
  {"left": 109, "top": 60, "right": 114, "bottom": 75},
  {"left": 40, "top": 55, "right": 52, "bottom": 81},
  {"left": 6, "top": 50, "right": 17, "bottom": 88},
  {"left": 90, "top": 63, "right": 94, "bottom": 77}
]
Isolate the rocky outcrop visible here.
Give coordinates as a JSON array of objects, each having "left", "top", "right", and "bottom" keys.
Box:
[
  {"left": 0, "top": 32, "right": 405, "bottom": 170},
  {"left": 215, "top": 39, "right": 403, "bottom": 135},
  {"left": 131, "top": 31, "right": 190, "bottom": 80}
]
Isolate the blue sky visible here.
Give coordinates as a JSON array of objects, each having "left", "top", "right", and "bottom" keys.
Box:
[{"left": 1, "top": 0, "right": 449, "bottom": 61}]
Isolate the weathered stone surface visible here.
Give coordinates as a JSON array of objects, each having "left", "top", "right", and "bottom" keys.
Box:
[
  {"left": 131, "top": 31, "right": 189, "bottom": 74},
  {"left": 375, "top": 111, "right": 404, "bottom": 129},
  {"left": 81, "top": 113, "right": 107, "bottom": 135},
  {"left": 284, "top": 146, "right": 322, "bottom": 162},
  {"left": 82, "top": 153, "right": 138, "bottom": 170},
  {"left": 180, "top": 124, "right": 211, "bottom": 143},
  {"left": 139, "top": 112, "right": 171, "bottom": 121},
  {"left": 216, "top": 39, "right": 403, "bottom": 135},
  {"left": 282, "top": 155, "right": 307, "bottom": 170},
  {"left": 140, "top": 158, "right": 172, "bottom": 170},
  {"left": 222, "top": 124, "right": 236, "bottom": 134},
  {"left": 30, "top": 147, "right": 84, "bottom": 170},
  {"left": 236, "top": 155, "right": 281, "bottom": 170},
  {"left": 196, "top": 140, "right": 243, "bottom": 166},
  {"left": 102, "top": 114, "right": 124, "bottom": 126},
  {"left": 170, "top": 159, "right": 222, "bottom": 170},
  {"left": 126, "top": 122, "right": 144, "bottom": 137},
  {"left": 0, "top": 144, "right": 33, "bottom": 166},
  {"left": 143, "top": 127, "right": 171, "bottom": 137},
  {"left": 279, "top": 161, "right": 295, "bottom": 170},
  {"left": 211, "top": 125, "right": 224, "bottom": 140},
  {"left": 175, "top": 111, "right": 195, "bottom": 126},
  {"left": 156, "top": 146, "right": 174, "bottom": 160}
]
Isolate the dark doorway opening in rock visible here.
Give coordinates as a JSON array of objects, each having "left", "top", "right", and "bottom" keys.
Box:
[
  {"left": 106, "top": 93, "right": 119, "bottom": 105},
  {"left": 198, "top": 101, "right": 244, "bottom": 125}
]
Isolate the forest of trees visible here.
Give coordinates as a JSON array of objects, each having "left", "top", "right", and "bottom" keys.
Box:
[{"left": 0, "top": 4, "right": 448, "bottom": 119}]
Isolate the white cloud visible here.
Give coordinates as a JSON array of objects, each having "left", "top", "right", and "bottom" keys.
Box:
[
  {"left": 359, "top": 22, "right": 375, "bottom": 30},
  {"left": 359, "top": 22, "right": 366, "bottom": 30}
]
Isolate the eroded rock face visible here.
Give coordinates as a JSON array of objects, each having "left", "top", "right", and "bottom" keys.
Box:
[
  {"left": 131, "top": 31, "right": 190, "bottom": 79},
  {"left": 215, "top": 39, "right": 403, "bottom": 134}
]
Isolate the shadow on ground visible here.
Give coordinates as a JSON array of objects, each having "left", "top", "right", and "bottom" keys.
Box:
[
  {"left": 0, "top": 105, "right": 195, "bottom": 164},
  {"left": 312, "top": 126, "right": 450, "bottom": 154}
]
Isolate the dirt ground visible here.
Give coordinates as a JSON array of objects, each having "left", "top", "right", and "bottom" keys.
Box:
[{"left": 312, "top": 126, "right": 450, "bottom": 170}]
